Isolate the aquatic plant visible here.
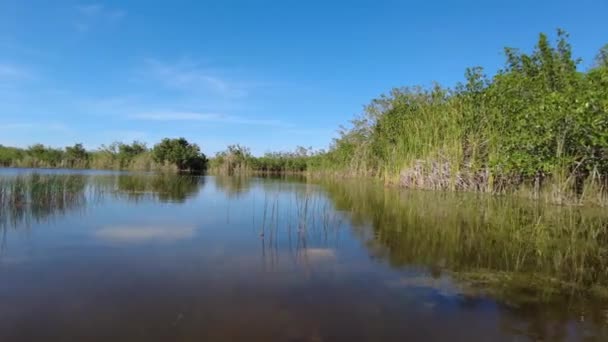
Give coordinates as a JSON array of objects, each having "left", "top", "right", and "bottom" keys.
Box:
[{"left": 0, "top": 174, "right": 87, "bottom": 229}]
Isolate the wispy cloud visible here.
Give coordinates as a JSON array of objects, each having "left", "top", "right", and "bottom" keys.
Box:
[
  {"left": 131, "top": 112, "right": 223, "bottom": 121},
  {"left": 0, "top": 122, "right": 68, "bottom": 132},
  {"left": 141, "top": 59, "right": 249, "bottom": 98},
  {"left": 0, "top": 123, "right": 35, "bottom": 130},
  {"left": 74, "top": 4, "right": 126, "bottom": 32},
  {"left": 0, "top": 63, "right": 32, "bottom": 82},
  {"left": 130, "top": 111, "right": 289, "bottom": 127},
  {"left": 0, "top": 123, "right": 70, "bottom": 147}
]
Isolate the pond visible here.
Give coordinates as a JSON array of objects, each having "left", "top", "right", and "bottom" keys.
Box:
[{"left": 0, "top": 168, "right": 607, "bottom": 341}]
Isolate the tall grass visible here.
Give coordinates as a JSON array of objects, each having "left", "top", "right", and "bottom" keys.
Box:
[
  {"left": 308, "top": 31, "right": 608, "bottom": 205},
  {"left": 0, "top": 174, "right": 87, "bottom": 229},
  {"left": 0, "top": 173, "right": 205, "bottom": 230},
  {"left": 255, "top": 182, "right": 344, "bottom": 271}
]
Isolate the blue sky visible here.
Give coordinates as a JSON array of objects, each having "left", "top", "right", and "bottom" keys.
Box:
[{"left": 1, "top": 0, "right": 607, "bottom": 156}]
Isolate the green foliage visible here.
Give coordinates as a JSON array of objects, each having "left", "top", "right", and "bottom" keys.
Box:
[
  {"left": 64, "top": 143, "right": 89, "bottom": 168},
  {"left": 310, "top": 30, "right": 608, "bottom": 199},
  {"left": 0, "top": 138, "right": 205, "bottom": 172},
  {"left": 595, "top": 44, "right": 608, "bottom": 68},
  {"left": 209, "top": 144, "right": 253, "bottom": 174},
  {"left": 210, "top": 145, "right": 317, "bottom": 174},
  {"left": 152, "top": 138, "right": 207, "bottom": 171},
  {"left": 24, "top": 144, "right": 64, "bottom": 167},
  {"left": 0, "top": 145, "right": 24, "bottom": 166},
  {"left": 1, "top": 30, "right": 607, "bottom": 202},
  {"left": 254, "top": 146, "right": 312, "bottom": 172},
  {"left": 90, "top": 141, "right": 150, "bottom": 169}
]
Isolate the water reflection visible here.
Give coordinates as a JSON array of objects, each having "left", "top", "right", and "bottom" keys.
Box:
[
  {"left": 95, "top": 225, "right": 196, "bottom": 244},
  {"left": 321, "top": 179, "right": 608, "bottom": 337},
  {"left": 0, "top": 173, "right": 204, "bottom": 231},
  {"left": 112, "top": 174, "right": 202, "bottom": 202},
  {"left": 213, "top": 175, "right": 252, "bottom": 197},
  {"left": 1, "top": 170, "right": 608, "bottom": 340},
  {"left": 322, "top": 180, "right": 608, "bottom": 299}
]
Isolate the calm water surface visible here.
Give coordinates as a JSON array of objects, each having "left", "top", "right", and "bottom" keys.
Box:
[{"left": 1, "top": 168, "right": 608, "bottom": 341}]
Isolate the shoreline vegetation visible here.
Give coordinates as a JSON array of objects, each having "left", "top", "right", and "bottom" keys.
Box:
[
  {"left": 0, "top": 138, "right": 207, "bottom": 173},
  {"left": 2, "top": 31, "right": 608, "bottom": 205}
]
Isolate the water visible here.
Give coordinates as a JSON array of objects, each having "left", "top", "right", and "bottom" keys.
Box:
[{"left": 1, "top": 168, "right": 607, "bottom": 341}]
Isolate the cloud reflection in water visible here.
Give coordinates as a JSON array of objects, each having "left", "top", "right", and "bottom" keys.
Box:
[{"left": 95, "top": 225, "right": 196, "bottom": 244}]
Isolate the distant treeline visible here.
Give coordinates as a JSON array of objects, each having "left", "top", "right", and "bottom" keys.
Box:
[
  {"left": 210, "top": 31, "right": 608, "bottom": 203},
  {"left": 0, "top": 138, "right": 207, "bottom": 172},
  {"left": 208, "top": 145, "right": 317, "bottom": 174}
]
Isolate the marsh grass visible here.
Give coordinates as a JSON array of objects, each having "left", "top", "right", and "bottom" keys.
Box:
[
  {"left": 256, "top": 183, "right": 345, "bottom": 271},
  {"left": 304, "top": 32, "right": 608, "bottom": 206},
  {"left": 0, "top": 173, "right": 204, "bottom": 232},
  {"left": 0, "top": 174, "right": 87, "bottom": 230}
]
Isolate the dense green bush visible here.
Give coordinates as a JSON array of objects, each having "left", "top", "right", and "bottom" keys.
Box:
[
  {"left": 309, "top": 30, "right": 608, "bottom": 200},
  {"left": 209, "top": 145, "right": 315, "bottom": 174},
  {"left": 0, "top": 145, "right": 24, "bottom": 166},
  {"left": 152, "top": 138, "right": 207, "bottom": 172}
]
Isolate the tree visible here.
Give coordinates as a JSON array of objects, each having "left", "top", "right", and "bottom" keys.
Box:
[
  {"left": 595, "top": 44, "right": 608, "bottom": 68},
  {"left": 64, "top": 143, "right": 89, "bottom": 168},
  {"left": 117, "top": 141, "right": 148, "bottom": 168},
  {"left": 152, "top": 138, "right": 207, "bottom": 171},
  {"left": 26, "top": 144, "right": 63, "bottom": 167}
]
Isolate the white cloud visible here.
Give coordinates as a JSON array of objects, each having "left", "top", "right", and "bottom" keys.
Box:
[
  {"left": 0, "top": 123, "right": 34, "bottom": 130},
  {"left": 142, "top": 59, "right": 248, "bottom": 98},
  {"left": 130, "top": 110, "right": 289, "bottom": 127},
  {"left": 131, "top": 111, "right": 223, "bottom": 121},
  {"left": 0, "top": 122, "right": 68, "bottom": 132}
]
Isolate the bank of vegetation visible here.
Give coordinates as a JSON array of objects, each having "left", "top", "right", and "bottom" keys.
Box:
[
  {"left": 316, "top": 31, "right": 608, "bottom": 200},
  {"left": 0, "top": 138, "right": 207, "bottom": 172},
  {"left": 208, "top": 144, "right": 315, "bottom": 174},
  {"left": 210, "top": 31, "right": 608, "bottom": 204},
  {"left": 2, "top": 31, "right": 607, "bottom": 204}
]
